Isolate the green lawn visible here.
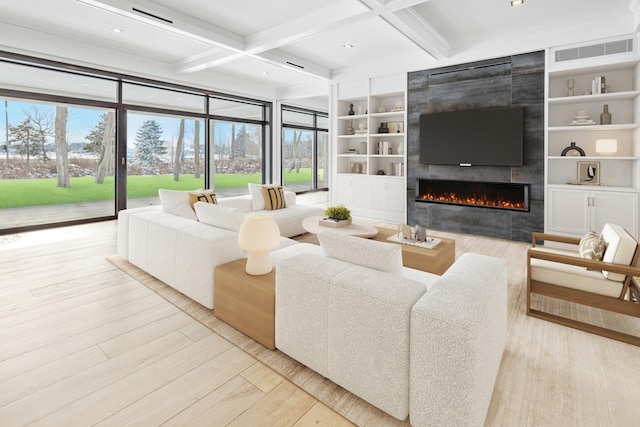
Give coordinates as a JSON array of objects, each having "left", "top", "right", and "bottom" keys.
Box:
[{"left": 0, "top": 169, "right": 319, "bottom": 208}]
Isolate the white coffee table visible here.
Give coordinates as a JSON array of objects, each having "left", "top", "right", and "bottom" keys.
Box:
[{"left": 302, "top": 215, "right": 378, "bottom": 238}]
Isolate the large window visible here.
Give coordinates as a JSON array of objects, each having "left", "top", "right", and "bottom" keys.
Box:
[
  {"left": 0, "top": 52, "right": 272, "bottom": 234},
  {"left": 281, "top": 106, "right": 328, "bottom": 193},
  {"left": 126, "top": 112, "right": 206, "bottom": 208},
  {"left": 0, "top": 98, "right": 116, "bottom": 229}
]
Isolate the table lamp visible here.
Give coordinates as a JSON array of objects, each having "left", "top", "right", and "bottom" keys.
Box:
[
  {"left": 238, "top": 214, "right": 281, "bottom": 275},
  {"left": 595, "top": 139, "right": 617, "bottom": 155}
]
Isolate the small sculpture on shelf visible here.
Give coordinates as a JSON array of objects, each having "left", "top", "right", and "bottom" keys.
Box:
[
  {"left": 566, "top": 78, "right": 574, "bottom": 96},
  {"left": 561, "top": 142, "right": 585, "bottom": 157},
  {"left": 346, "top": 120, "right": 354, "bottom": 135},
  {"left": 348, "top": 103, "right": 355, "bottom": 115}
]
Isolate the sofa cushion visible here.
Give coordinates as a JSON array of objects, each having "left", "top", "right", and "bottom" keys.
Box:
[
  {"left": 189, "top": 189, "right": 217, "bottom": 207},
  {"left": 318, "top": 230, "right": 403, "bottom": 273},
  {"left": 158, "top": 189, "right": 190, "bottom": 213},
  {"left": 172, "top": 203, "right": 198, "bottom": 220},
  {"left": 248, "top": 183, "right": 265, "bottom": 210},
  {"left": 194, "top": 201, "right": 243, "bottom": 232},
  {"left": 600, "top": 223, "right": 638, "bottom": 281},
  {"left": 579, "top": 231, "right": 604, "bottom": 260},
  {"left": 262, "top": 185, "right": 286, "bottom": 210}
]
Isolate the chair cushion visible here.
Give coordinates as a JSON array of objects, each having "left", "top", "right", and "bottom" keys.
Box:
[
  {"left": 579, "top": 231, "right": 604, "bottom": 260},
  {"left": 318, "top": 230, "right": 403, "bottom": 273},
  {"left": 530, "top": 249, "right": 623, "bottom": 297},
  {"left": 600, "top": 223, "right": 638, "bottom": 281}
]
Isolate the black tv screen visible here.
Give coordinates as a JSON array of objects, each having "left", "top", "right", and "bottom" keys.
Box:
[{"left": 420, "top": 107, "right": 524, "bottom": 166}]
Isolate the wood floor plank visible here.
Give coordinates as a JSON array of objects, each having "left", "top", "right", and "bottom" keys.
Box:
[
  {"left": 227, "top": 380, "right": 317, "bottom": 427},
  {"left": 30, "top": 333, "right": 237, "bottom": 426},
  {"left": 294, "top": 402, "right": 355, "bottom": 426},
  {"left": 0, "top": 300, "right": 179, "bottom": 381},
  {"left": 95, "top": 346, "right": 256, "bottom": 426},
  {"left": 0, "top": 345, "right": 107, "bottom": 407},
  {"left": 161, "top": 375, "right": 265, "bottom": 427},
  {"left": 0, "top": 330, "right": 194, "bottom": 425}
]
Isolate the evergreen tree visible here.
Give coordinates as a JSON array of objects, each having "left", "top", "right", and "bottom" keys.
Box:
[
  {"left": 8, "top": 118, "right": 41, "bottom": 162},
  {"left": 134, "top": 119, "right": 166, "bottom": 166},
  {"left": 84, "top": 113, "right": 109, "bottom": 155}
]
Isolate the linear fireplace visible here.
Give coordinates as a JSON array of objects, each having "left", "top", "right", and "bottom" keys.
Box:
[{"left": 416, "top": 179, "right": 530, "bottom": 212}]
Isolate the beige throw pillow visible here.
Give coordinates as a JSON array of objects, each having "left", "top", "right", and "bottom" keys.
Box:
[
  {"left": 578, "top": 231, "right": 604, "bottom": 260},
  {"left": 262, "top": 185, "right": 286, "bottom": 210}
]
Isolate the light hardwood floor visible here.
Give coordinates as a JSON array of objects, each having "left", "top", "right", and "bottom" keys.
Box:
[{"left": 1, "top": 193, "right": 640, "bottom": 426}]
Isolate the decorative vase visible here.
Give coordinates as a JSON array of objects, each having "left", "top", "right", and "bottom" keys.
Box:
[
  {"left": 348, "top": 103, "right": 355, "bottom": 115},
  {"left": 561, "top": 142, "right": 585, "bottom": 156},
  {"left": 566, "top": 78, "right": 574, "bottom": 96},
  {"left": 600, "top": 104, "right": 611, "bottom": 125},
  {"left": 378, "top": 122, "right": 389, "bottom": 133},
  {"left": 346, "top": 120, "right": 354, "bottom": 135}
]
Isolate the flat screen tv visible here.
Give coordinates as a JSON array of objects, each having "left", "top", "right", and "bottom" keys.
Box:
[{"left": 419, "top": 107, "right": 524, "bottom": 166}]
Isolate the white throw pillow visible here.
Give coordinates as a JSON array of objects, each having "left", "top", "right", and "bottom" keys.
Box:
[
  {"left": 194, "top": 201, "right": 244, "bottom": 232},
  {"left": 158, "top": 189, "right": 191, "bottom": 214},
  {"left": 318, "top": 230, "right": 403, "bottom": 273},
  {"left": 248, "top": 183, "right": 265, "bottom": 210},
  {"left": 172, "top": 203, "right": 197, "bottom": 221}
]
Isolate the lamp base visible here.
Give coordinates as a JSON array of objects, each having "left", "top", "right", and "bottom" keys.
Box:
[{"left": 245, "top": 252, "right": 273, "bottom": 275}]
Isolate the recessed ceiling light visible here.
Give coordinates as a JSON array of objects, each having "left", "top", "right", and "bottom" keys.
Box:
[
  {"left": 112, "top": 28, "right": 123, "bottom": 33},
  {"left": 510, "top": 0, "right": 524, "bottom": 5},
  {"left": 343, "top": 44, "right": 354, "bottom": 48},
  {"left": 262, "top": 71, "right": 269, "bottom": 75}
]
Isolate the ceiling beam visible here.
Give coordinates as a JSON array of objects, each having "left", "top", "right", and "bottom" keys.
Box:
[
  {"left": 244, "top": 0, "right": 370, "bottom": 53},
  {"left": 385, "top": 0, "right": 432, "bottom": 12},
  {"left": 358, "top": 0, "right": 449, "bottom": 60},
  {"left": 629, "top": 0, "right": 640, "bottom": 32},
  {"left": 74, "top": 0, "right": 244, "bottom": 50}
]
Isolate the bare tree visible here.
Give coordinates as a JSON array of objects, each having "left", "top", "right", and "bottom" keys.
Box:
[
  {"left": 96, "top": 112, "right": 115, "bottom": 184},
  {"left": 24, "top": 106, "right": 53, "bottom": 161},
  {"left": 54, "top": 106, "right": 70, "bottom": 187},
  {"left": 194, "top": 120, "right": 201, "bottom": 178},
  {"left": 173, "top": 118, "right": 185, "bottom": 181},
  {"left": 287, "top": 130, "right": 303, "bottom": 173}
]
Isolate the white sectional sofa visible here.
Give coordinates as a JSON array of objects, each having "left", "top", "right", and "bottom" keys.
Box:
[
  {"left": 275, "top": 231, "right": 507, "bottom": 426},
  {"left": 117, "top": 187, "right": 323, "bottom": 309}
]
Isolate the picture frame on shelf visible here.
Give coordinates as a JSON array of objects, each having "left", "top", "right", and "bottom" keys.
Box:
[
  {"left": 577, "top": 161, "right": 600, "bottom": 185},
  {"left": 349, "top": 161, "right": 365, "bottom": 174},
  {"left": 388, "top": 121, "right": 404, "bottom": 134}
]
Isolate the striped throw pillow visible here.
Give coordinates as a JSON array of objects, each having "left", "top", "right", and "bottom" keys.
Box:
[
  {"left": 262, "top": 185, "right": 286, "bottom": 210},
  {"left": 188, "top": 189, "right": 217, "bottom": 209}
]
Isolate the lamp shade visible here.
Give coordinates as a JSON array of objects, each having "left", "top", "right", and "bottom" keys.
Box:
[
  {"left": 238, "top": 214, "right": 281, "bottom": 275},
  {"left": 595, "top": 139, "right": 617, "bottom": 154}
]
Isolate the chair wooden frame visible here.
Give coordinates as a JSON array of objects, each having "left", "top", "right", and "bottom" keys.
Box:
[{"left": 527, "top": 232, "right": 640, "bottom": 346}]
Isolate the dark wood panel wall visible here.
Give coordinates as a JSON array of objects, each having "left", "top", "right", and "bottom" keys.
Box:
[{"left": 406, "top": 51, "right": 545, "bottom": 242}]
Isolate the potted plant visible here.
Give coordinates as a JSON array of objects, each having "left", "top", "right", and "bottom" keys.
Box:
[{"left": 320, "top": 205, "right": 352, "bottom": 228}]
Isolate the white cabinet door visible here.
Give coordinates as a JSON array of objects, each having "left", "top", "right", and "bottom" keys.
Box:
[
  {"left": 334, "top": 174, "right": 368, "bottom": 208},
  {"left": 592, "top": 191, "right": 639, "bottom": 239},
  {"left": 368, "top": 178, "right": 405, "bottom": 212},
  {"left": 547, "top": 187, "right": 590, "bottom": 235}
]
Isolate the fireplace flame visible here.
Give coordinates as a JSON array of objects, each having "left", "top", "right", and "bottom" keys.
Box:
[{"left": 419, "top": 192, "right": 525, "bottom": 210}]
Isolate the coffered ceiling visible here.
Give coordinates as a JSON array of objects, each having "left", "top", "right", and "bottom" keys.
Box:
[{"left": 0, "top": 0, "right": 638, "bottom": 103}]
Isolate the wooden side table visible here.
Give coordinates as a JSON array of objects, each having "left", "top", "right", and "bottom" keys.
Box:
[{"left": 214, "top": 258, "right": 275, "bottom": 350}]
